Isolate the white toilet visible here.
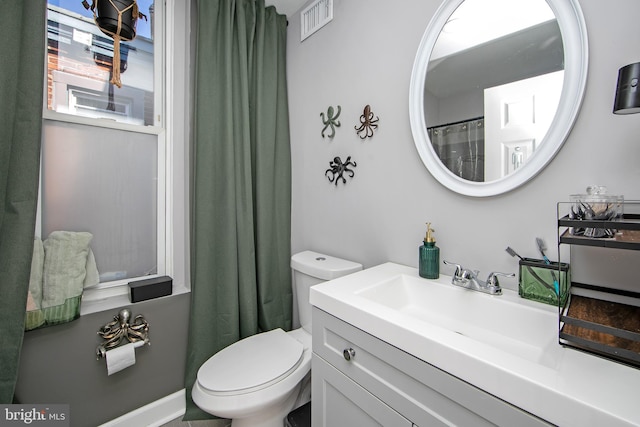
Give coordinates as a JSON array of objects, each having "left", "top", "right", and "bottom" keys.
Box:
[{"left": 192, "top": 250, "right": 362, "bottom": 427}]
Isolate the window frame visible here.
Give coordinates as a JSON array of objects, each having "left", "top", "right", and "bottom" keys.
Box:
[{"left": 39, "top": 0, "right": 189, "bottom": 314}]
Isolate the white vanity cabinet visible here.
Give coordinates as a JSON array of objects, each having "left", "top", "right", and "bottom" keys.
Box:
[
  {"left": 312, "top": 307, "right": 551, "bottom": 427},
  {"left": 313, "top": 355, "right": 412, "bottom": 426}
]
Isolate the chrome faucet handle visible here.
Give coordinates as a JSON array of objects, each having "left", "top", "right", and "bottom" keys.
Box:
[
  {"left": 486, "top": 272, "right": 515, "bottom": 287},
  {"left": 443, "top": 260, "right": 463, "bottom": 277}
]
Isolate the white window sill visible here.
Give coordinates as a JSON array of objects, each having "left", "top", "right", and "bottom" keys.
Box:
[{"left": 80, "top": 284, "right": 190, "bottom": 316}]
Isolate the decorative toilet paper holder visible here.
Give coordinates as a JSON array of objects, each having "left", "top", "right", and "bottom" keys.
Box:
[{"left": 96, "top": 308, "right": 150, "bottom": 359}]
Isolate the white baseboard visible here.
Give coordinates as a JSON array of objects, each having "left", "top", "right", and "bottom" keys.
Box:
[{"left": 99, "top": 389, "right": 186, "bottom": 427}]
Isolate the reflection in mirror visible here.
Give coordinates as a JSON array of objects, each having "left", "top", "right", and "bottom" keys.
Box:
[
  {"left": 425, "top": 0, "right": 563, "bottom": 182},
  {"left": 409, "top": 0, "right": 588, "bottom": 197},
  {"left": 428, "top": 117, "right": 485, "bottom": 181}
]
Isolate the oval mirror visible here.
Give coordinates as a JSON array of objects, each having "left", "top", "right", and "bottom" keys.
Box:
[{"left": 409, "top": 0, "right": 588, "bottom": 197}]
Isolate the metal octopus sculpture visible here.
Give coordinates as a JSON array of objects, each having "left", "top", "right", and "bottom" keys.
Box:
[
  {"left": 325, "top": 156, "right": 357, "bottom": 186},
  {"left": 354, "top": 104, "right": 379, "bottom": 139},
  {"left": 320, "top": 105, "right": 341, "bottom": 138},
  {"left": 96, "top": 308, "right": 149, "bottom": 359}
]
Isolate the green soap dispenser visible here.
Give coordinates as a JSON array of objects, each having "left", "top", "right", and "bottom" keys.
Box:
[{"left": 419, "top": 222, "right": 439, "bottom": 279}]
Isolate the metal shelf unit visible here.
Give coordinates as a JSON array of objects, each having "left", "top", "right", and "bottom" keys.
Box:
[{"left": 557, "top": 202, "right": 640, "bottom": 368}]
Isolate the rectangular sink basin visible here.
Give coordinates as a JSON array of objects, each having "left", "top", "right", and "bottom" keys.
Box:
[
  {"left": 310, "top": 262, "right": 640, "bottom": 427},
  {"left": 356, "top": 273, "right": 560, "bottom": 366}
]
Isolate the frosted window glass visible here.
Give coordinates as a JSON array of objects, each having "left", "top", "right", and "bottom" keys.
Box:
[{"left": 42, "top": 121, "right": 157, "bottom": 282}]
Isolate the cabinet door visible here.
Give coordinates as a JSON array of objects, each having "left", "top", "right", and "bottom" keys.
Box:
[
  {"left": 313, "top": 307, "right": 552, "bottom": 427},
  {"left": 312, "top": 354, "right": 412, "bottom": 427}
]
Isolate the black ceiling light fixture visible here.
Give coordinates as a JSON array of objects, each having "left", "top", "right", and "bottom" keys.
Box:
[{"left": 613, "top": 62, "right": 640, "bottom": 114}]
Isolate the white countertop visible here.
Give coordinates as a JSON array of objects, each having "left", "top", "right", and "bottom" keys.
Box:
[{"left": 310, "top": 262, "right": 640, "bottom": 427}]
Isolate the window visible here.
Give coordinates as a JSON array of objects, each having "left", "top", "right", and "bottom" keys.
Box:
[
  {"left": 40, "top": 0, "right": 188, "bottom": 312},
  {"left": 41, "top": 122, "right": 159, "bottom": 282},
  {"left": 46, "top": 1, "right": 156, "bottom": 126}
]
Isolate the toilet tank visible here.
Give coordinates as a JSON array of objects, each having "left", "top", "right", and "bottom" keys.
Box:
[{"left": 291, "top": 251, "right": 362, "bottom": 332}]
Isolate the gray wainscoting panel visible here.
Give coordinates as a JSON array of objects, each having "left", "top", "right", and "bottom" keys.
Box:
[{"left": 15, "top": 293, "right": 190, "bottom": 427}]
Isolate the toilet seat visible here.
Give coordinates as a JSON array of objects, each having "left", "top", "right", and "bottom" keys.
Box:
[{"left": 197, "top": 328, "right": 304, "bottom": 396}]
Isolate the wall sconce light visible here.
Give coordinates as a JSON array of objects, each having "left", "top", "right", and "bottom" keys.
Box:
[{"left": 613, "top": 62, "right": 640, "bottom": 114}]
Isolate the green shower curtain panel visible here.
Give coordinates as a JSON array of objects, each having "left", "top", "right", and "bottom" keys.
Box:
[
  {"left": 0, "top": 0, "right": 46, "bottom": 404},
  {"left": 185, "top": 0, "right": 292, "bottom": 420}
]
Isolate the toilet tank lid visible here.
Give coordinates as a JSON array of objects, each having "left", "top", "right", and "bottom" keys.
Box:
[{"left": 291, "top": 251, "right": 363, "bottom": 280}]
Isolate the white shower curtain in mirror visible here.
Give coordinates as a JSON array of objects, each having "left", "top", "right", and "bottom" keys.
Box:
[{"left": 428, "top": 118, "right": 484, "bottom": 182}]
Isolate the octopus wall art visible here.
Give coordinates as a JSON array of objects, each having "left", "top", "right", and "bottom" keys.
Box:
[
  {"left": 354, "top": 104, "right": 379, "bottom": 139},
  {"left": 325, "top": 156, "right": 357, "bottom": 186},
  {"left": 320, "top": 105, "right": 341, "bottom": 138}
]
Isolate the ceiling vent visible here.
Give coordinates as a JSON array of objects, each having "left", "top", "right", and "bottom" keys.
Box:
[{"left": 300, "top": 0, "right": 333, "bottom": 42}]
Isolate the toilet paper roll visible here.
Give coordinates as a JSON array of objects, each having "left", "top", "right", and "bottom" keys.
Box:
[{"left": 106, "top": 343, "right": 137, "bottom": 375}]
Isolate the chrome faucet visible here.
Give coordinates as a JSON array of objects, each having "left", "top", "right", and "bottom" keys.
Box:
[{"left": 443, "top": 260, "right": 514, "bottom": 295}]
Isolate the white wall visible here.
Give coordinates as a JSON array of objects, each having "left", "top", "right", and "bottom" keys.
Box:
[{"left": 287, "top": 0, "right": 640, "bottom": 291}]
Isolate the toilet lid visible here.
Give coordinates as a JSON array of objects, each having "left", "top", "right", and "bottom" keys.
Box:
[{"left": 197, "top": 328, "right": 304, "bottom": 395}]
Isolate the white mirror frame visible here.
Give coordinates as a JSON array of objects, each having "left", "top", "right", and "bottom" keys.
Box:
[{"left": 409, "top": 0, "right": 588, "bottom": 197}]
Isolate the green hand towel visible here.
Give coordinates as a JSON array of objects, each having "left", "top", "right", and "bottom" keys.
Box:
[
  {"left": 42, "top": 231, "right": 93, "bottom": 309},
  {"left": 25, "top": 238, "right": 46, "bottom": 330}
]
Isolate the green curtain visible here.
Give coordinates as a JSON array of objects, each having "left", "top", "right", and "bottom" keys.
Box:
[
  {"left": 184, "top": 0, "right": 292, "bottom": 420},
  {"left": 0, "top": 0, "right": 46, "bottom": 404}
]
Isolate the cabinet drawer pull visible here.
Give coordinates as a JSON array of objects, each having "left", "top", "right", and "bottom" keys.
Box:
[{"left": 343, "top": 347, "right": 356, "bottom": 361}]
